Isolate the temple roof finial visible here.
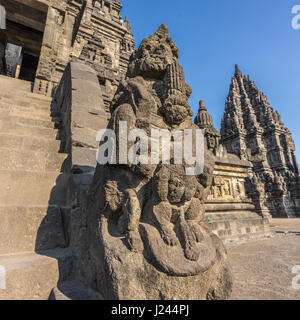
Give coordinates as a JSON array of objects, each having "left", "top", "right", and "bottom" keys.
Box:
[
  {"left": 199, "top": 100, "right": 207, "bottom": 111},
  {"left": 235, "top": 64, "right": 242, "bottom": 76}
]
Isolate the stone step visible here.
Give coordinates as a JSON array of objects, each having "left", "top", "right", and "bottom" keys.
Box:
[
  {"left": 0, "top": 114, "right": 54, "bottom": 129},
  {"left": 0, "top": 103, "right": 52, "bottom": 121},
  {"left": 205, "top": 203, "right": 256, "bottom": 212},
  {"left": 49, "top": 281, "right": 103, "bottom": 300},
  {"left": 0, "top": 98, "right": 51, "bottom": 113},
  {"left": 0, "top": 170, "right": 70, "bottom": 207},
  {"left": 0, "top": 148, "right": 67, "bottom": 172},
  {"left": 0, "top": 75, "right": 32, "bottom": 92},
  {"left": 0, "top": 206, "right": 67, "bottom": 255},
  {"left": 0, "top": 249, "right": 74, "bottom": 300},
  {"left": 0, "top": 80, "right": 51, "bottom": 104},
  {"left": 0, "top": 88, "right": 51, "bottom": 99},
  {"left": 0, "top": 134, "right": 61, "bottom": 153},
  {"left": 0, "top": 91, "right": 51, "bottom": 101},
  {"left": 3, "top": 205, "right": 68, "bottom": 254},
  {"left": 23, "top": 91, "right": 52, "bottom": 103},
  {"left": 0, "top": 121, "right": 57, "bottom": 140}
]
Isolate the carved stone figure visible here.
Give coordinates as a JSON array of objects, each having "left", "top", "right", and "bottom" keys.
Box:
[
  {"left": 235, "top": 181, "right": 241, "bottom": 197},
  {"left": 223, "top": 180, "right": 231, "bottom": 196},
  {"left": 194, "top": 100, "right": 221, "bottom": 153},
  {"left": 86, "top": 25, "right": 232, "bottom": 300}
]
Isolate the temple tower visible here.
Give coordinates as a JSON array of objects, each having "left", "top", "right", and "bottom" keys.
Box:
[{"left": 221, "top": 65, "right": 300, "bottom": 217}]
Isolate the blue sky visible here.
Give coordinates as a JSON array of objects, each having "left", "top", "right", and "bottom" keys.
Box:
[{"left": 122, "top": 0, "right": 300, "bottom": 162}]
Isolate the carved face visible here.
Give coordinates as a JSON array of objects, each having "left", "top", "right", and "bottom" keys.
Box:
[
  {"left": 207, "top": 136, "right": 216, "bottom": 150},
  {"left": 127, "top": 25, "right": 179, "bottom": 80},
  {"left": 168, "top": 175, "right": 185, "bottom": 203},
  {"left": 136, "top": 42, "right": 174, "bottom": 79}
]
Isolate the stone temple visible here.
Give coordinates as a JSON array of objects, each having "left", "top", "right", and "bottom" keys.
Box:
[
  {"left": 221, "top": 65, "right": 300, "bottom": 218},
  {"left": 0, "top": 0, "right": 298, "bottom": 300}
]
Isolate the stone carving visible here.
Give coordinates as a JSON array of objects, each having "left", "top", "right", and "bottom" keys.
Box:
[
  {"left": 194, "top": 100, "right": 221, "bottom": 153},
  {"left": 223, "top": 180, "right": 231, "bottom": 196},
  {"left": 235, "top": 180, "right": 242, "bottom": 197},
  {"left": 209, "top": 177, "right": 233, "bottom": 199},
  {"left": 221, "top": 65, "right": 300, "bottom": 217},
  {"left": 245, "top": 174, "right": 270, "bottom": 218},
  {"left": 34, "top": 0, "right": 134, "bottom": 101},
  {"left": 86, "top": 25, "right": 232, "bottom": 300}
]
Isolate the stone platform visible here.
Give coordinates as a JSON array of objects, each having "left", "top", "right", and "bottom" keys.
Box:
[
  {"left": 206, "top": 211, "right": 271, "bottom": 243},
  {"left": 205, "top": 152, "right": 271, "bottom": 242}
]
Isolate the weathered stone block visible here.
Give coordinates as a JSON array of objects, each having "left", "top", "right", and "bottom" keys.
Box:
[
  {"left": 0, "top": 250, "right": 74, "bottom": 300},
  {"left": 0, "top": 206, "right": 66, "bottom": 254}
]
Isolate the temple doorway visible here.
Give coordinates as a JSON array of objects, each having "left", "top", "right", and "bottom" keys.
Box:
[{"left": 0, "top": 0, "right": 48, "bottom": 84}]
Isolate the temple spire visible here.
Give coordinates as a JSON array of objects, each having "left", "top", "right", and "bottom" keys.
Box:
[
  {"left": 221, "top": 66, "right": 300, "bottom": 217},
  {"left": 234, "top": 64, "right": 242, "bottom": 77}
]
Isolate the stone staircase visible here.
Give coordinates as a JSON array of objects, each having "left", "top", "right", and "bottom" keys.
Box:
[{"left": 0, "top": 75, "right": 74, "bottom": 300}]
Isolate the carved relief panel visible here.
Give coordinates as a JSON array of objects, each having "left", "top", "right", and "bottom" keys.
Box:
[
  {"left": 209, "top": 176, "right": 234, "bottom": 200},
  {"left": 233, "top": 178, "right": 246, "bottom": 199}
]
